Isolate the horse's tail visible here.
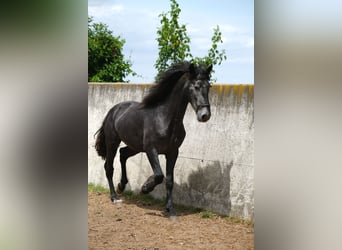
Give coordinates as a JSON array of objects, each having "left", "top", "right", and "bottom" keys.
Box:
[{"left": 94, "top": 125, "right": 107, "bottom": 160}]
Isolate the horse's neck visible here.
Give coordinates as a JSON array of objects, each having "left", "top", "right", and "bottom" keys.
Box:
[{"left": 163, "top": 83, "right": 188, "bottom": 126}]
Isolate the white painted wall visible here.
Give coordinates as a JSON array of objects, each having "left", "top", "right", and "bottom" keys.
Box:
[{"left": 88, "top": 83, "right": 254, "bottom": 219}]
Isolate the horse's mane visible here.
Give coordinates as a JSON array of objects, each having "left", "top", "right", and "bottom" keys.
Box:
[{"left": 141, "top": 61, "right": 192, "bottom": 108}]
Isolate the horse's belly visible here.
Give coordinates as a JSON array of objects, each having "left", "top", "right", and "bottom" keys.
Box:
[
  {"left": 117, "top": 122, "right": 144, "bottom": 151},
  {"left": 115, "top": 104, "right": 144, "bottom": 152}
]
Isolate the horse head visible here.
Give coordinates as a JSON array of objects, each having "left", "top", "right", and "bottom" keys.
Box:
[{"left": 188, "top": 63, "right": 213, "bottom": 122}]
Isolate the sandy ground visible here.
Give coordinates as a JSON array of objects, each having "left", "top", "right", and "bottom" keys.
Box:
[{"left": 88, "top": 191, "right": 254, "bottom": 250}]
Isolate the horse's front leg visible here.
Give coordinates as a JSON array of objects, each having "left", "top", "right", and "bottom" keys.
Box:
[
  {"left": 165, "top": 149, "right": 178, "bottom": 216},
  {"left": 141, "top": 148, "right": 164, "bottom": 194}
]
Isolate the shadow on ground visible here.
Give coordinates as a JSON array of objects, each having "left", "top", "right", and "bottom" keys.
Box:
[{"left": 116, "top": 160, "right": 234, "bottom": 217}]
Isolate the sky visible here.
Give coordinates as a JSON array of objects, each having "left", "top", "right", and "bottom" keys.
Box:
[{"left": 88, "top": 0, "right": 254, "bottom": 84}]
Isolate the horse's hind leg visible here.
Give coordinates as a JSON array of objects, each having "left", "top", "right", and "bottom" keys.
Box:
[
  {"left": 117, "top": 146, "right": 138, "bottom": 193},
  {"left": 104, "top": 139, "right": 121, "bottom": 202}
]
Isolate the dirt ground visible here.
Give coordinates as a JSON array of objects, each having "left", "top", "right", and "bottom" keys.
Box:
[{"left": 88, "top": 191, "right": 254, "bottom": 250}]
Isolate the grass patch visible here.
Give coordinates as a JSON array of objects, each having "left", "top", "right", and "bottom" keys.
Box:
[
  {"left": 175, "top": 203, "right": 203, "bottom": 213},
  {"left": 88, "top": 183, "right": 109, "bottom": 193},
  {"left": 199, "top": 210, "right": 254, "bottom": 225},
  {"left": 122, "top": 190, "right": 135, "bottom": 198},
  {"left": 200, "top": 211, "right": 215, "bottom": 219},
  {"left": 224, "top": 216, "right": 254, "bottom": 226}
]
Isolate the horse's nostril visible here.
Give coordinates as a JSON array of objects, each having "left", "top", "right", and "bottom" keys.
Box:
[{"left": 201, "top": 114, "right": 209, "bottom": 121}]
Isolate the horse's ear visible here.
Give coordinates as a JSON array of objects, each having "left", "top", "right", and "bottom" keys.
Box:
[
  {"left": 189, "top": 63, "right": 196, "bottom": 75},
  {"left": 207, "top": 64, "right": 213, "bottom": 74}
]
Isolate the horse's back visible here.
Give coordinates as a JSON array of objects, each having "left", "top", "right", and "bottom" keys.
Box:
[
  {"left": 106, "top": 101, "right": 139, "bottom": 122},
  {"left": 103, "top": 101, "right": 140, "bottom": 134}
]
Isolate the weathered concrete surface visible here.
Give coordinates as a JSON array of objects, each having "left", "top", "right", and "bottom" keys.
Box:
[{"left": 88, "top": 83, "right": 254, "bottom": 219}]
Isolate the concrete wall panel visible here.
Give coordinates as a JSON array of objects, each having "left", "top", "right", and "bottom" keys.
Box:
[{"left": 88, "top": 83, "right": 254, "bottom": 219}]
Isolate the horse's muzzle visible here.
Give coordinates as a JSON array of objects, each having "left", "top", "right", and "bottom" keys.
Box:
[{"left": 197, "top": 105, "right": 211, "bottom": 122}]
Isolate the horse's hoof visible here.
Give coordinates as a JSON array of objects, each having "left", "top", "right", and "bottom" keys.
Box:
[
  {"left": 140, "top": 185, "right": 149, "bottom": 194},
  {"left": 113, "top": 198, "right": 122, "bottom": 204},
  {"left": 110, "top": 195, "right": 122, "bottom": 203},
  {"left": 116, "top": 183, "right": 124, "bottom": 194},
  {"left": 169, "top": 215, "right": 178, "bottom": 221},
  {"left": 162, "top": 210, "right": 177, "bottom": 219},
  {"left": 166, "top": 207, "right": 177, "bottom": 217}
]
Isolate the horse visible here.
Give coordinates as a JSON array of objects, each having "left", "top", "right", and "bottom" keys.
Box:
[{"left": 94, "top": 61, "right": 213, "bottom": 216}]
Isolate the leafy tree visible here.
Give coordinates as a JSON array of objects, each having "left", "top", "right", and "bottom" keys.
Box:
[
  {"left": 88, "top": 17, "right": 136, "bottom": 82},
  {"left": 155, "top": 0, "right": 227, "bottom": 77},
  {"left": 191, "top": 26, "right": 227, "bottom": 68},
  {"left": 155, "top": 0, "right": 191, "bottom": 73}
]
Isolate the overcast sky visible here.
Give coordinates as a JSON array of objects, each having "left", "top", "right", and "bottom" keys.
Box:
[{"left": 88, "top": 0, "right": 254, "bottom": 83}]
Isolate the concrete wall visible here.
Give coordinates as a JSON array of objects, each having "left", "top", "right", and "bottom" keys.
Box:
[{"left": 88, "top": 83, "right": 254, "bottom": 219}]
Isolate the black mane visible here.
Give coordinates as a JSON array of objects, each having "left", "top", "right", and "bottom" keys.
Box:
[{"left": 141, "top": 61, "right": 192, "bottom": 107}]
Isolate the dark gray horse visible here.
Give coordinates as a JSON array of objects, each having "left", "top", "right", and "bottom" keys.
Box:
[{"left": 95, "top": 61, "right": 213, "bottom": 216}]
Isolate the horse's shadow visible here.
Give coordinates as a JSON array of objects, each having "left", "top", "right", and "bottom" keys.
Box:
[
  {"left": 120, "top": 160, "right": 233, "bottom": 217},
  {"left": 119, "top": 192, "right": 201, "bottom": 218}
]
